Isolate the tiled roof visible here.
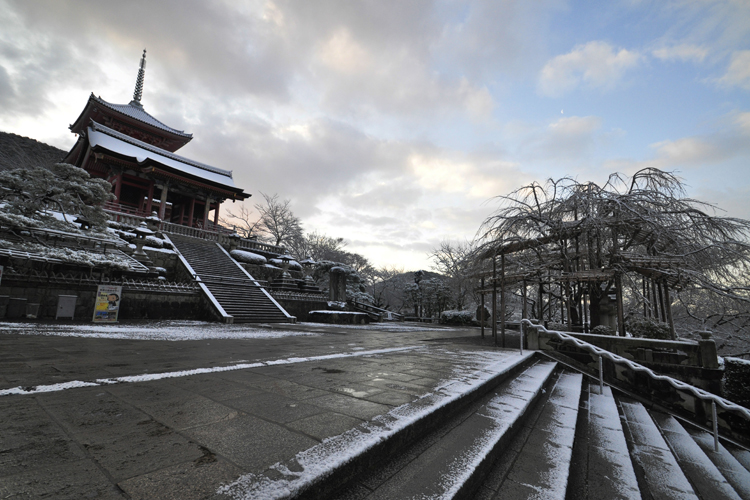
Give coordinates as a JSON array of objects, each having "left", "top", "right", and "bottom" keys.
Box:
[
  {"left": 87, "top": 122, "right": 237, "bottom": 190},
  {"left": 91, "top": 94, "right": 193, "bottom": 139}
]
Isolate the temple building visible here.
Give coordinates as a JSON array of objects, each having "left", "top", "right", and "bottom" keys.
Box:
[{"left": 63, "top": 50, "right": 249, "bottom": 228}]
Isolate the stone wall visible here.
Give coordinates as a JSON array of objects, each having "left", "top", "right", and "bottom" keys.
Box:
[
  {"left": 143, "top": 247, "right": 180, "bottom": 280},
  {"left": 0, "top": 281, "right": 206, "bottom": 321},
  {"left": 273, "top": 296, "right": 329, "bottom": 322}
]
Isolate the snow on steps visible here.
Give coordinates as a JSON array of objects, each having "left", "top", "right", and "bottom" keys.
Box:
[
  {"left": 217, "top": 351, "right": 750, "bottom": 500},
  {"left": 167, "top": 232, "right": 292, "bottom": 323},
  {"left": 331, "top": 360, "right": 560, "bottom": 500},
  {"left": 476, "top": 371, "right": 582, "bottom": 500},
  {"left": 217, "top": 351, "right": 539, "bottom": 499}
]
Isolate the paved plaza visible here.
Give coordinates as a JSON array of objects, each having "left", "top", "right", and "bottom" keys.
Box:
[{"left": 0, "top": 320, "right": 512, "bottom": 499}]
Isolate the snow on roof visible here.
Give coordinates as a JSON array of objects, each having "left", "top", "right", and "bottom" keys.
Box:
[
  {"left": 87, "top": 122, "right": 238, "bottom": 190},
  {"left": 91, "top": 94, "right": 192, "bottom": 138}
]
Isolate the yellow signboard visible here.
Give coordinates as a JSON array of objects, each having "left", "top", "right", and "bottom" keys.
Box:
[{"left": 93, "top": 285, "right": 122, "bottom": 323}]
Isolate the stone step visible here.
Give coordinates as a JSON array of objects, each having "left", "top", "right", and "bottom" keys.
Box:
[
  {"left": 680, "top": 422, "right": 750, "bottom": 498},
  {"left": 167, "top": 233, "right": 292, "bottom": 323},
  {"left": 618, "top": 396, "right": 700, "bottom": 500},
  {"left": 651, "top": 411, "right": 742, "bottom": 500},
  {"left": 480, "top": 370, "right": 582, "bottom": 499},
  {"left": 211, "top": 349, "right": 750, "bottom": 499},
  {"left": 567, "top": 381, "right": 641, "bottom": 500},
  {"left": 220, "top": 352, "right": 539, "bottom": 499},
  {"left": 329, "top": 359, "right": 559, "bottom": 499}
]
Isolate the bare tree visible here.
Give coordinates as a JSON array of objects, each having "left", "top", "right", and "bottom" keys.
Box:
[
  {"left": 223, "top": 193, "right": 304, "bottom": 247},
  {"left": 476, "top": 168, "right": 750, "bottom": 335},
  {"left": 255, "top": 192, "right": 303, "bottom": 247},
  {"left": 220, "top": 204, "right": 262, "bottom": 238},
  {"left": 429, "top": 239, "right": 476, "bottom": 310}
]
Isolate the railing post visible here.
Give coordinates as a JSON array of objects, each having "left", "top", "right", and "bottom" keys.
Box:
[
  {"left": 519, "top": 320, "right": 524, "bottom": 355},
  {"left": 712, "top": 401, "right": 719, "bottom": 452},
  {"left": 598, "top": 355, "right": 604, "bottom": 395}
]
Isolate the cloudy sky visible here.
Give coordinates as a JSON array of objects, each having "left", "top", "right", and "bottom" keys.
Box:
[{"left": 1, "top": 0, "right": 749, "bottom": 270}]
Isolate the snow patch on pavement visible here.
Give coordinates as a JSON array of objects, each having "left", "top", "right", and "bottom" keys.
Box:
[{"left": 0, "top": 320, "right": 318, "bottom": 341}]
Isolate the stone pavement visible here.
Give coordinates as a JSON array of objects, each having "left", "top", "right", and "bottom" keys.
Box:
[{"left": 0, "top": 320, "right": 515, "bottom": 499}]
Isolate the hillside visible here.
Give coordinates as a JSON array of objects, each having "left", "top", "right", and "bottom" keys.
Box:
[
  {"left": 0, "top": 131, "right": 67, "bottom": 172},
  {"left": 369, "top": 270, "right": 446, "bottom": 314}
]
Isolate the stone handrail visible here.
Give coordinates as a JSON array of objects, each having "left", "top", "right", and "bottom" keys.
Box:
[
  {"left": 235, "top": 238, "right": 286, "bottom": 255},
  {"left": 349, "top": 300, "right": 405, "bottom": 321},
  {"left": 103, "top": 208, "right": 286, "bottom": 255},
  {"left": 522, "top": 319, "right": 750, "bottom": 425}
]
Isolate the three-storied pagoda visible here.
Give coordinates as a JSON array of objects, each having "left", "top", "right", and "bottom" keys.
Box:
[{"left": 64, "top": 50, "right": 249, "bottom": 228}]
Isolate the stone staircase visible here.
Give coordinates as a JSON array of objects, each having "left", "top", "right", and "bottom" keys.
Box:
[
  {"left": 167, "top": 233, "right": 294, "bottom": 323},
  {"left": 238, "top": 353, "right": 750, "bottom": 499}
]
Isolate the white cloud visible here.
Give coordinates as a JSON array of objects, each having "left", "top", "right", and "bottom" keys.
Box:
[
  {"left": 548, "top": 115, "right": 602, "bottom": 136},
  {"left": 718, "top": 50, "right": 750, "bottom": 90},
  {"left": 317, "top": 28, "right": 371, "bottom": 75},
  {"left": 652, "top": 44, "right": 708, "bottom": 62},
  {"left": 650, "top": 137, "right": 720, "bottom": 165},
  {"left": 538, "top": 41, "right": 641, "bottom": 97},
  {"left": 735, "top": 112, "right": 750, "bottom": 134}
]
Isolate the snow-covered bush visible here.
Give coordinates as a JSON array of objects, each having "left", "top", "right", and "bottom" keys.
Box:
[
  {"left": 269, "top": 258, "right": 302, "bottom": 271},
  {"left": 626, "top": 318, "right": 671, "bottom": 340},
  {"left": 144, "top": 235, "right": 163, "bottom": 248},
  {"left": 231, "top": 249, "right": 267, "bottom": 265},
  {"left": 0, "top": 163, "right": 114, "bottom": 228},
  {"left": 440, "top": 310, "right": 474, "bottom": 325},
  {"left": 724, "top": 357, "right": 750, "bottom": 408},
  {"left": 591, "top": 325, "right": 615, "bottom": 336}
]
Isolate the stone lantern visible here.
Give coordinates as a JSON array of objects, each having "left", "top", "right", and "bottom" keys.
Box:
[
  {"left": 145, "top": 212, "right": 161, "bottom": 232},
  {"left": 278, "top": 254, "right": 294, "bottom": 277},
  {"left": 300, "top": 257, "right": 319, "bottom": 292},
  {"left": 228, "top": 232, "right": 242, "bottom": 252},
  {"left": 132, "top": 222, "right": 154, "bottom": 263},
  {"left": 271, "top": 254, "right": 299, "bottom": 292}
]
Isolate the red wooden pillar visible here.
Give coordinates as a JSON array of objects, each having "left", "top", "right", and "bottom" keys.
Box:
[
  {"left": 213, "top": 201, "right": 220, "bottom": 225},
  {"left": 145, "top": 181, "right": 154, "bottom": 215},
  {"left": 203, "top": 196, "right": 212, "bottom": 228},
  {"left": 113, "top": 173, "right": 122, "bottom": 203},
  {"left": 188, "top": 198, "right": 196, "bottom": 227},
  {"left": 158, "top": 183, "right": 169, "bottom": 220}
]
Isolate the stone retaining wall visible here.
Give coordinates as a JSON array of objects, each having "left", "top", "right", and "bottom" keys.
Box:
[{"left": 0, "top": 282, "right": 206, "bottom": 321}]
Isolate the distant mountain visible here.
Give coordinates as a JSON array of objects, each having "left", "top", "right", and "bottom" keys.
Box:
[{"left": 0, "top": 131, "right": 67, "bottom": 172}]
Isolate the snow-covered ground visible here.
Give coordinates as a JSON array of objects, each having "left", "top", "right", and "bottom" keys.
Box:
[
  {"left": 0, "top": 320, "right": 458, "bottom": 340},
  {"left": 296, "top": 321, "right": 459, "bottom": 332},
  {"left": 0, "top": 320, "right": 317, "bottom": 341}
]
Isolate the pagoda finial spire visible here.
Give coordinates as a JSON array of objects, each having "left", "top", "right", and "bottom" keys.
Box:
[{"left": 131, "top": 49, "right": 147, "bottom": 107}]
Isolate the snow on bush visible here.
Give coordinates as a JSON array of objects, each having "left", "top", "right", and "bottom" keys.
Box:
[
  {"left": 6, "top": 241, "right": 135, "bottom": 270},
  {"left": 144, "top": 235, "right": 163, "bottom": 248},
  {"left": 269, "top": 258, "right": 302, "bottom": 271},
  {"left": 591, "top": 325, "right": 615, "bottom": 336},
  {"left": 625, "top": 318, "right": 671, "bottom": 340},
  {"left": 724, "top": 357, "right": 750, "bottom": 408},
  {"left": 115, "top": 230, "right": 137, "bottom": 242},
  {"left": 231, "top": 249, "right": 267, "bottom": 265},
  {"left": 440, "top": 310, "right": 474, "bottom": 325}
]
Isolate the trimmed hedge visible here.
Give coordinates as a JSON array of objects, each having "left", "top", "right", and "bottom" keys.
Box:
[{"left": 724, "top": 357, "right": 750, "bottom": 408}]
